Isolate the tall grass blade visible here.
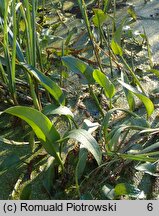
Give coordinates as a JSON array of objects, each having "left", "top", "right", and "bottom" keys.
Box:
[
  {"left": 118, "top": 80, "right": 154, "bottom": 118},
  {"left": 11, "top": 0, "right": 17, "bottom": 103},
  {"left": 121, "top": 72, "right": 135, "bottom": 111},
  {"left": 19, "top": 62, "right": 65, "bottom": 105}
]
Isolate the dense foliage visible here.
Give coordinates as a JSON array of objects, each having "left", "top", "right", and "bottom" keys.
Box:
[{"left": 0, "top": 0, "right": 159, "bottom": 199}]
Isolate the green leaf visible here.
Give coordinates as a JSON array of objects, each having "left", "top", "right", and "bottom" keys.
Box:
[
  {"left": 110, "top": 17, "right": 126, "bottom": 58},
  {"left": 140, "top": 142, "right": 159, "bottom": 154},
  {"left": 8, "top": 28, "right": 25, "bottom": 62},
  {"left": 3, "top": 106, "right": 62, "bottom": 165},
  {"left": 76, "top": 147, "right": 88, "bottom": 180},
  {"left": 135, "top": 162, "right": 158, "bottom": 176},
  {"left": 0, "top": 16, "right": 25, "bottom": 62},
  {"left": 111, "top": 39, "right": 123, "bottom": 56},
  {"left": 102, "top": 184, "right": 115, "bottom": 200},
  {"left": 4, "top": 106, "right": 59, "bottom": 142},
  {"left": 62, "top": 56, "right": 95, "bottom": 84},
  {"left": 43, "top": 157, "right": 57, "bottom": 198},
  {"left": 109, "top": 126, "right": 126, "bottom": 151},
  {"left": 92, "top": 9, "right": 108, "bottom": 27},
  {"left": 121, "top": 72, "right": 135, "bottom": 111},
  {"left": 19, "top": 20, "right": 26, "bottom": 32},
  {"left": 114, "top": 183, "right": 141, "bottom": 197},
  {"left": 93, "top": 69, "right": 115, "bottom": 98},
  {"left": 0, "top": 154, "right": 20, "bottom": 173},
  {"left": 127, "top": 6, "right": 137, "bottom": 21},
  {"left": 147, "top": 68, "right": 159, "bottom": 78},
  {"left": 103, "top": 0, "right": 111, "bottom": 13},
  {"left": 130, "top": 117, "right": 150, "bottom": 128},
  {"left": 102, "top": 108, "right": 138, "bottom": 150},
  {"left": 119, "top": 153, "right": 157, "bottom": 162},
  {"left": 82, "top": 119, "right": 100, "bottom": 134},
  {"left": 0, "top": 0, "right": 5, "bottom": 17},
  {"left": 0, "top": 56, "right": 7, "bottom": 66},
  {"left": 108, "top": 121, "right": 148, "bottom": 151},
  {"left": 67, "top": 129, "right": 102, "bottom": 165},
  {"left": 76, "top": 120, "right": 100, "bottom": 180},
  {"left": 140, "top": 128, "right": 159, "bottom": 134},
  {"left": 20, "top": 183, "right": 32, "bottom": 200},
  {"left": 20, "top": 62, "right": 65, "bottom": 105},
  {"left": 118, "top": 80, "right": 154, "bottom": 117},
  {"left": 113, "top": 18, "right": 126, "bottom": 45},
  {"left": 43, "top": 104, "right": 74, "bottom": 118}
]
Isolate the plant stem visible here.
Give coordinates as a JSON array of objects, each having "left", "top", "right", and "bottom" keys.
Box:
[
  {"left": 101, "top": 26, "right": 114, "bottom": 77},
  {"left": 11, "top": 0, "right": 18, "bottom": 105},
  {"left": 89, "top": 84, "right": 104, "bottom": 117},
  {"left": 32, "top": 0, "right": 36, "bottom": 67},
  {"left": 0, "top": 63, "right": 8, "bottom": 84},
  {"left": 77, "top": 0, "right": 103, "bottom": 71},
  {"left": 103, "top": 0, "right": 111, "bottom": 13},
  {"left": 20, "top": 1, "right": 41, "bottom": 110},
  {"left": 121, "top": 56, "right": 146, "bottom": 95},
  {"left": 112, "top": 0, "right": 116, "bottom": 34},
  {"left": 143, "top": 28, "right": 153, "bottom": 69}
]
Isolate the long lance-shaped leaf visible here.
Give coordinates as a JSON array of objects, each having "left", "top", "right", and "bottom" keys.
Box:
[
  {"left": 3, "top": 0, "right": 13, "bottom": 95},
  {"left": 109, "top": 124, "right": 149, "bottom": 152},
  {"left": 102, "top": 108, "right": 138, "bottom": 138},
  {"left": 108, "top": 126, "right": 126, "bottom": 151},
  {"left": 8, "top": 28, "right": 25, "bottom": 62},
  {"left": 110, "top": 18, "right": 126, "bottom": 56},
  {"left": 19, "top": 62, "right": 65, "bottom": 105},
  {"left": 135, "top": 162, "right": 158, "bottom": 176},
  {"left": 11, "top": 0, "right": 17, "bottom": 96},
  {"left": 121, "top": 72, "right": 135, "bottom": 111},
  {"left": 111, "top": 39, "right": 123, "bottom": 56},
  {"left": 118, "top": 80, "right": 154, "bottom": 117},
  {"left": 103, "top": 0, "right": 111, "bottom": 13},
  {"left": 118, "top": 153, "right": 157, "bottom": 162},
  {"left": 67, "top": 129, "right": 102, "bottom": 165},
  {"left": 2, "top": 106, "right": 63, "bottom": 166},
  {"left": 139, "top": 142, "right": 159, "bottom": 154},
  {"left": 0, "top": 15, "right": 25, "bottom": 62},
  {"left": 76, "top": 146, "right": 88, "bottom": 180},
  {"left": 43, "top": 104, "right": 74, "bottom": 118},
  {"left": 76, "top": 120, "right": 100, "bottom": 180},
  {"left": 93, "top": 69, "right": 115, "bottom": 99},
  {"left": 62, "top": 56, "right": 95, "bottom": 84}
]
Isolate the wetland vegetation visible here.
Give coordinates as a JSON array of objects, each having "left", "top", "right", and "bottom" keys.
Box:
[{"left": 1, "top": 0, "right": 159, "bottom": 199}]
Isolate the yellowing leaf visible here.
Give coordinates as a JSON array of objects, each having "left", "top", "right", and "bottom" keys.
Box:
[
  {"left": 115, "top": 183, "right": 141, "bottom": 197},
  {"left": 19, "top": 20, "right": 25, "bottom": 32},
  {"left": 127, "top": 6, "right": 137, "bottom": 21},
  {"left": 92, "top": 9, "right": 108, "bottom": 27},
  {"left": 111, "top": 39, "right": 123, "bottom": 56}
]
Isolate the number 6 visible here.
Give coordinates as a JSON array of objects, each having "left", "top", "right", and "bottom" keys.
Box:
[{"left": 147, "top": 203, "right": 153, "bottom": 211}]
